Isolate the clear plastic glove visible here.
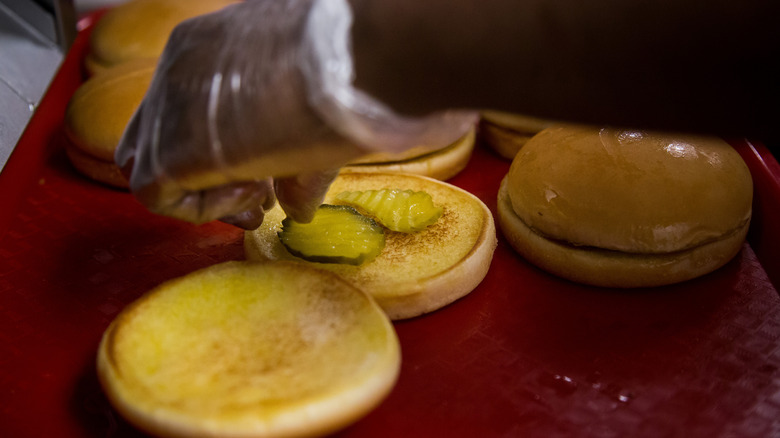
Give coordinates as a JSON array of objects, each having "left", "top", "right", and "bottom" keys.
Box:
[{"left": 115, "top": 0, "right": 477, "bottom": 230}]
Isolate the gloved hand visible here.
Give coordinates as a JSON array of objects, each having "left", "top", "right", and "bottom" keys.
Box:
[{"left": 116, "top": 0, "right": 476, "bottom": 230}]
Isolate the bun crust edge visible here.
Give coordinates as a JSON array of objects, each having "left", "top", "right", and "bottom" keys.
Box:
[{"left": 497, "top": 177, "right": 748, "bottom": 288}]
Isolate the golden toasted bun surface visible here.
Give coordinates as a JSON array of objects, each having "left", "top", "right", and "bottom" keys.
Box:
[
  {"left": 88, "top": 0, "right": 240, "bottom": 72},
  {"left": 98, "top": 261, "right": 400, "bottom": 438},
  {"left": 497, "top": 178, "right": 749, "bottom": 288},
  {"left": 506, "top": 125, "right": 753, "bottom": 254},
  {"left": 245, "top": 172, "right": 497, "bottom": 320},
  {"left": 65, "top": 59, "right": 156, "bottom": 161},
  {"left": 344, "top": 129, "right": 475, "bottom": 180}
]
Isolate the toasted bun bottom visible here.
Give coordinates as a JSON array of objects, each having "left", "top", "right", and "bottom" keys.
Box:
[
  {"left": 64, "top": 142, "right": 128, "bottom": 188},
  {"left": 245, "top": 172, "right": 497, "bottom": 319},
  {"left": 497, "top": 178, "right": 748, "bottom": 288},
  {"left": 98, "top": 261, "right": 400, "bottom": 438},
  {"left": 343, "top": 129, "right": 475, "bottom": 180}
]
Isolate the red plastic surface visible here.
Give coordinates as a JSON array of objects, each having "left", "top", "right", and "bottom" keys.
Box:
[{"left": 2, "top": 15, "right": 780, "bottom": 438}]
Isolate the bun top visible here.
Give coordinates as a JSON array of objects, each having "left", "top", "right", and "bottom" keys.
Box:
[
  {"left": 506, "top": 125, "right": 753, "bottom": 253},
  {"left": 87, "top": 0, "right": 240, "bottom": 73},
  {"left": 65, "top": 58, "right": 156, "bottom": 160}
]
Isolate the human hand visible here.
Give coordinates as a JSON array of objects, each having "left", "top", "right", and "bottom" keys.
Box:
[{"left": 116, "top": 0, "right": 476, "bottom": 229}]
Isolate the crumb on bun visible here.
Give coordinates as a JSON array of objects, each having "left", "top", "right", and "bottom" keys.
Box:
[{"left": 497, "top": 125, "right": 753, "bottom": 288}]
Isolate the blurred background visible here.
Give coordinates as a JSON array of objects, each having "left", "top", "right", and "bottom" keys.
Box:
[
  {"left": 75, "top": 0, "right": 123, "bottom": 14},
  {"left": 1, "top": 0, "right": 126, "bottom": 171}
]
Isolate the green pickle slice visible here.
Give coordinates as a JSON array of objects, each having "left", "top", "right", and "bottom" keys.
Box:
[
  {"left": 335, "top": 189, "right": 443, "bottom": 232},
  {"left": 278, "top": 204, "right": 385, "bottom": 265}
]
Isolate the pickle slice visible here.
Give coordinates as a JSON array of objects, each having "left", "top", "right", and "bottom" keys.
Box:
[
  {"left": 335, "top": 189, "right": 443, "bottom": 232},
  {"left": 278, "top": 205, "right": 385, "bottom": 265}
]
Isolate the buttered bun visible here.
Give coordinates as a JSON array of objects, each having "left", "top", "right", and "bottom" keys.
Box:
[
  {"left": 497, "top": 125, "right": 753, "bottom": 288},
  {"left": 343, "top": 129, "right": 476, "bottom": 180},
  {"left": 245, "top": 172, "right": 497, "bottom": 320},
  {"left": 86, "top": 0, "right": 240, "bottom": 75},
  {"left": 98, "top": 261, "right": 401, "bottom": 438}
]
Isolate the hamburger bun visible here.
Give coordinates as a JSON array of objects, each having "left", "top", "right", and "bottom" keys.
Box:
[
  {"left": 497, "top": 125, "right": 753, "bottom": 288},
  {"left": 64, "top": 58, "right": 156, "bottom": 188},
  {"left": 97, "top": 261, "right": 401, "bottom": 438},
  {"left": 343, "top": 128, "right": 476, "bottom": 180},
  {"left": 479, "top": 111, "right": 555, "bottom": 159},
  {"left": 245, "top": 172, "right": 497, "bottom": 320},
  {"left": 86, "top": 0, "right": 240, "bottom": 75}
]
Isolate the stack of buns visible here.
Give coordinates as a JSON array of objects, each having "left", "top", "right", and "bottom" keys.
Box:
[
  {"left": 497, "top": 124, "right": 753, "bottom": 287},
  {"left": 66, "top": 0, "right": 241, "bottom": 186}
]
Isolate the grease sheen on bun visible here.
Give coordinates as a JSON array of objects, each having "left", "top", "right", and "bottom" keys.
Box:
[{"left": 497, "top": 125, "right": 753, "bottom": 288}]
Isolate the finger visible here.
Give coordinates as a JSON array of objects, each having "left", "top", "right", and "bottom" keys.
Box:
[
  {"left": 219, "top": 207, "right": 266, "bottom": 231},
  {"left": 138, "top": 179, "right": 275, "bottom": 227},
  {"left": 275, "top": 169, "right": 340, "bottom": 223},
  {"left": 200, "top": 179, "right": 275, "bottom": 226},
  {"left": 219, "top": 180, "right": 277, "bottom": 230}
]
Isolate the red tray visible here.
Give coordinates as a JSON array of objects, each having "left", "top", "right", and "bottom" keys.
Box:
[{"left": 2, "top": 14, "right": 780, "bottom": 438}]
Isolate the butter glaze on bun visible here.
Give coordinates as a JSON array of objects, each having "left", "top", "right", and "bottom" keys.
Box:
[
  {"left": 98, "top": 261, "right": 401, "bottom": 438},
  {"left": 86, "top": 0, "right": 240, "bottom": 75},
  {"left": 497, "top": 125, "right": 753, "bottom": 288},
  {"left": 344, "top": 129, "right": 476, "bottom": 180}
]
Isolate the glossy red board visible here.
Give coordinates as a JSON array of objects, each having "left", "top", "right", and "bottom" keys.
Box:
[{"left": 2, "top": 14, "right": 780, "bottom": 438}]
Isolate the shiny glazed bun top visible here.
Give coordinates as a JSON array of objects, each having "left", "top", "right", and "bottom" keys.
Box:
[{"left": 506, "top": 125, "right": 753, "bottom": 254}]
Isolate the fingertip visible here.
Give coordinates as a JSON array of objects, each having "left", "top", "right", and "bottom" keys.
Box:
[{"left": 275, "top": 169, "right": 339, "bottom": 223}]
